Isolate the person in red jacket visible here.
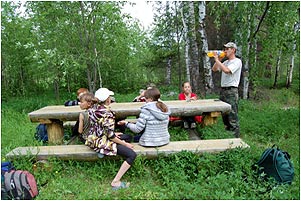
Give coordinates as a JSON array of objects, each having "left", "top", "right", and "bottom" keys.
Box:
[{"left": 178, "top": 82, "right": 203, "bottom": 129}]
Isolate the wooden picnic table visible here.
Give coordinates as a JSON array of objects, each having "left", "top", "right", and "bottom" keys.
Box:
[{"left": 28, "top": 99, "right": 231, "bottom": 144}]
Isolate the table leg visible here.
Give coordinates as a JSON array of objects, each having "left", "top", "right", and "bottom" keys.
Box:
[
  {"left": 202, "top": 112, "right": 221, "bottom": 126},
  {"left": 47, "top": 120, "right": 64, "bottom": 145}
]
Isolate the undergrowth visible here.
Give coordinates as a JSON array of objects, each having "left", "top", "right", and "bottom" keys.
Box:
[{"left": 1, "top": 86, "right": 299, "bottom": 200}]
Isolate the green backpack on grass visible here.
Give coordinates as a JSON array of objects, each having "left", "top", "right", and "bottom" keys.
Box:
[{"left": 256, "top": 145, "right": 294, "bottom": 184}]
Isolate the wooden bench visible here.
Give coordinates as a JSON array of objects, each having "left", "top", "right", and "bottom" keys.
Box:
[{"left": 6, "top": 138, "right": 249, "bottom": 161}]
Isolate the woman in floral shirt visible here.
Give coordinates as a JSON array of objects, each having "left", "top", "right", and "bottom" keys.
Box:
[{"left": 85, "top": 88, "right": 136, "bottom": 190}]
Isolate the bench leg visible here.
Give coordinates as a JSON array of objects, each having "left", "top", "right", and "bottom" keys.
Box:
[
  {"left": 202, "top": 112, "right": 221, "bottom": 126},
  {"left": 47, "top": 120, "right": 64, "bottom": 145}
]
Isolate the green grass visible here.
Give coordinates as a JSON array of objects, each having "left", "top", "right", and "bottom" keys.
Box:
[{"left": 1, "top": 86, "right": 300, "bottom": 200}]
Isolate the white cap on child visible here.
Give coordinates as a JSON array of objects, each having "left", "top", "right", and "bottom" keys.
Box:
[{"left": 95, "top": 88, "right": 114, "bottom": 102}]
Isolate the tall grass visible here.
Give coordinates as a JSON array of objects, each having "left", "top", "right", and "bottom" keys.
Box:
[{"left": 1, "top": 86, "right": 299, "bottom": 200}]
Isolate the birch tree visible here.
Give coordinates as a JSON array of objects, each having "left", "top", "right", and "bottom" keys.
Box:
[
  {"left": 188, "top": 2, "right": 205, "bottom": 97},
  {"left": 273, "top": 49, "right": 282, "bottom": 88},
  {"left": 198, "top": 1, "right": 213, "bottom": 94},
  {"left": 286, "top": 22, "right": 300, "bottom": 88},
  {"left": 165, "top": 1, "right": 172, "bottom": 85},
  {"left": 180, "top": 3, "right": 191, "bottom": 83}
]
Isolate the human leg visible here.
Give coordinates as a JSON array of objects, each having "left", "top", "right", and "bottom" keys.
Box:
[
  {"left": 220, "top": 90, "right": 230, "bottom": 129},
  {"left": 182, "top": 117, "right": 195, "bottom": 129},
  {"left": 220, "top": 88, "right": 240, "bottom": 137},
  {"left": 111, "top": 161, "right": 131, "bottom": 188},
  {"left": 111, "top": 144, "right": 137, "bottom": 187},
  {"left": 227, "top": 89, "right": 240, "bottom": 137},
  {"left": 119, "top": 133, "right": 133, "bottom": 143},
  {"left": 71, "top": 119, "right": 80, "bottom": 136}
]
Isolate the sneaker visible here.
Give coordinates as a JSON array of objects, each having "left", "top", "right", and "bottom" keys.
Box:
[
  {"left": 97, "top": 153, "right": 104, "bottom": 158},
  {"left": 183, "top": 121, "right": 189, "bottom": 129},
  {"left": 190, "top": 123, "right": 196, "bottom": 129}
]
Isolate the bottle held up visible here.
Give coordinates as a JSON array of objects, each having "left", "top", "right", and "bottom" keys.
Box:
[{"left": 207, "top": 50, "right": 226, "bottom": 58}]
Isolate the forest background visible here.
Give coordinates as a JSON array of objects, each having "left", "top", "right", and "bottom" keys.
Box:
[
  {"left": 1, "top": 1, "right": 299, "bottom": 99},
  {"left": 1, "top": 1, "right": 300, "bottom": 200}
]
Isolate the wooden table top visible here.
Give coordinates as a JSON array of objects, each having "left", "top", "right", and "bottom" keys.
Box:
[{"left": 28, "top": 99, "right": 231, "bottom": 123}]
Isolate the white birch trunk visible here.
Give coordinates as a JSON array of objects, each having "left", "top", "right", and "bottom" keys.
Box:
[
  {"left": 164, "top": 1, "right": 172, "bottom": 85},
  {"left": 198, "top": 1, "right": 213, "bottom": 92},
  {"left": 242, "top": 12, "right": 252, "bottom": 99},
  {"left": 189, "top": 2, "right": 200, "bottom": 91},
  {"left": 166, "top": 57, "right": 172, "bottom": 85},
  {"left": 286, "top": 23, "right": 299, "bottom": 88},
  {"left": 273, "top": 49, "right": 282, "bottom": 87},
  {"left": 180, "top": 3, "right": 190, "bottom": 82},
  {"left": 286, "top": 44, "right": 295, "bottom": 87}
]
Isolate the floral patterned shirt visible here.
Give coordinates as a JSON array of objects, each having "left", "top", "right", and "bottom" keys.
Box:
[{"left": 85, "top": 104, "right": 117, "bottom": 156}]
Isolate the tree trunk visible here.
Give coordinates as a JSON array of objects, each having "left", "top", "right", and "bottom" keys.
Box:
[
  {"left": 19, "top": 66, "right": 25, "bottom": 96},
  {"left": 175, "top": 2, "right": 182, "bottom": 92},
  {"left": 286, "top": 22, "right": 298, "bottom": 88},
  {"left": 53, "top": 78, "right": 60, "bottom": 101},
  {"left": 198, "top": 1, "right": 213, "bottom": 95},
  {"left": 188, "top": 2, "right": 204, "bottom": 97},
  {"left": 181, "top": 3, "right": 191, "bottom": 83},
  {"left": 79, "top": 1, "right": 100, "bottom": 93},
  {"left": 286, "top": 46, "right": 295, "bottom": 88},
  {"left": 85, "top": 63, "right": 92, "bottom": 91},
  {"left": 273, "top": 49, "right": 282, "bottom": 88},
  {"left": 243, "top": 13, "right": 251, "bottom": 100},
  {"left": 166, "top": 57, "right": 172, "bottom": 85}
]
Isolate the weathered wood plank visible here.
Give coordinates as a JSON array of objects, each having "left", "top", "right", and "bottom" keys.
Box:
[
  {"left": 6, "top": 138, "right": 249, "bottom": 161},
  {"left": 28, "top": 99, "right": 231, "bottom": 122}
]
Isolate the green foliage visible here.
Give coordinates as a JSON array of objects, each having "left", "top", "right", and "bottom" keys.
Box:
[
  {"left": 169, "top": 127, "right": 189, "bottom": 141},
  {"left": 1, "top": 84, "right": 299, "bottom": 199},
  {"left": 2, "top": 1, "right": 300, "bottom": 98},
  {"left": 1, "top": 1, "right": 154, "bottom": 97},
  {"left": 1, "top": 1, "right": 300, "bottom": 199}
]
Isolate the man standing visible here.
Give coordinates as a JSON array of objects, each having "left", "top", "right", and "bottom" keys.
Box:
[{"left": 212, "top": 42, "right": 242, "bottom": 138}]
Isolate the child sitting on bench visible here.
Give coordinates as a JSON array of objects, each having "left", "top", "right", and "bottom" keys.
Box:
[
  {"left": 84, "top": 88, "right": 136, "bottom": 190},
  {"left": 118, "top": 87, "right": 170, "bottom": 147},
  {"left": 178, "top": 82, "right": 203, "bottom": 129}
]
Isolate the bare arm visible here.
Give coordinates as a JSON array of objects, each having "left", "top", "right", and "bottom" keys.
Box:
[
  {"left": 212, "top": 61, "right": 220, "bottom": 72},
  {"left": 111, "top": 136, "right": 134, "bottom": 149},
  {"left": 212, "top": 53, "right": 231, "bottom": 74},
  {"left": 78, "top": 113, "right": 84, "bottom": 134}
]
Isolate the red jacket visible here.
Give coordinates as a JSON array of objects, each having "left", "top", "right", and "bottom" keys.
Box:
[
  {"left": 178, "top": 93, "right": 197, "bottom": 100},
  {"left": 169, "top": 93, "right": 203, "bottom": 123}
]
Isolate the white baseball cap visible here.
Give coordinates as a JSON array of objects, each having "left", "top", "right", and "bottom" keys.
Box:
[
  {"left": 95, "top": 88, "right": 114, "bottom": 102},
  {"left": 223, "top": 42, "right": 237, "bottom": 49}
]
